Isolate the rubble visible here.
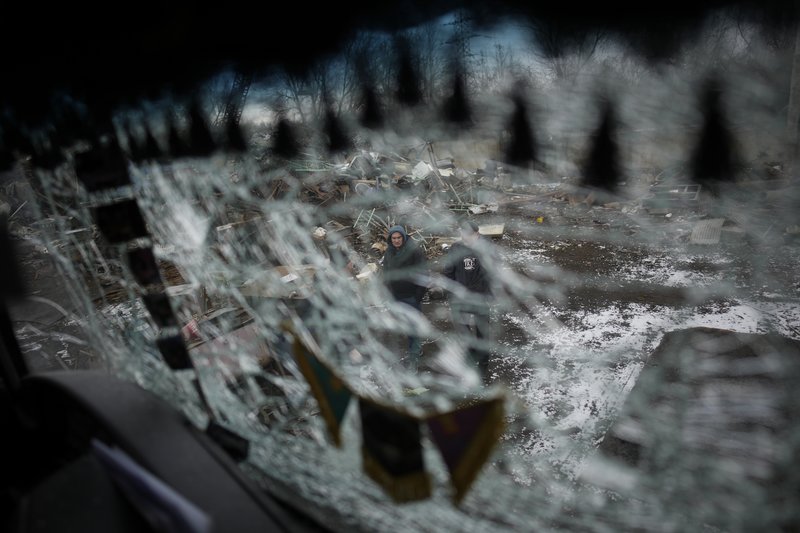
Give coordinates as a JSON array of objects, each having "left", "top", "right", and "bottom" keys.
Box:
[
  {"left": 643, "top": 183, "right": 702, "bottom": 215},
  {"left": 478, "top": 223, "right": 505, "bottom": 238}
]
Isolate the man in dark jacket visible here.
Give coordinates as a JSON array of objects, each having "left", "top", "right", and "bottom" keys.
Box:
[
  {"left": 381, "top": 225, "right": 428, "bottom": 371},
  {"left": 441, "top": 220, "right": 493, "bottom": 382}
]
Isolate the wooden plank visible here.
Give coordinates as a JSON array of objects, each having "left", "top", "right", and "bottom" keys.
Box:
[{"left": 478, "top": 223, "right": 505, "bottom": 238}]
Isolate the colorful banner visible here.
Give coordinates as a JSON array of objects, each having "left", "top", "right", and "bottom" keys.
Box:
[
  {"left": 426, "top": 397, "right": 505, "bottom": 504},
  {"left": 359, "top": 396, "right": 431, "bottom": 503},
  {"left": 283, "top": 322, "right": 506, "bottom": 504},
  {"left": 291, "top": 331, "right": 352, "bottom": 447}
]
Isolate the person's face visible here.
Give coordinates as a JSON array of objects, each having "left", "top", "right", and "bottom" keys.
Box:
[{"left": 391, "top": 232, "right": 404, "bottom": 249}]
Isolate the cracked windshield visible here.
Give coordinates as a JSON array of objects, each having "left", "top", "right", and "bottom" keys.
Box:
[{"left": 3, "top": 6, "right": 800, "bottom": 532}]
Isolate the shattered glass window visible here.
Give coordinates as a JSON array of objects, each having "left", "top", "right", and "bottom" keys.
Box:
[{"left": 3, "top": 6, "right": 800, "bottom": 531}]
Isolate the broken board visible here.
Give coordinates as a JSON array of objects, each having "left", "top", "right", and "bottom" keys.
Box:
[
  {"left": 690, "top": 218, "right": 725, "bottom": 245},
  {"left": 478, "top": 223, "right": 505, "bottom": 238}
]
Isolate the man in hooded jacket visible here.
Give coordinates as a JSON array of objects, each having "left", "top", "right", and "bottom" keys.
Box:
[
  {"left": 381, "top": 225, "right": 428, "bottom": 371},
  {"left": 441, "top": 220, "right": 493, "bottom": 382}
]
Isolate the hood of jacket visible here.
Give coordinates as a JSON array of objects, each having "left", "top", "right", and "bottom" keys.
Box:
[{"left": 386, "top": 225, "right": 408, "bottom": 245}]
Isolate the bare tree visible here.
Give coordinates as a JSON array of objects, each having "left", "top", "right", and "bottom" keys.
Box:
[
  {"left": 278, "top": 71, "right": 314, "bottom": 124},
  {"left": 332, "top": 36, "right": 375, "bottom": 115},
  {"left": 473, "top": 43, "right": 525, "bottom": 93},
  {"left": 368, "top": 38, "right": 397, "bottom": 103},
  {"left": 674, "top": 11, "right": 755, "bottom": 73},
  {"left": 274, "top": 42, "right": 366, "bottom": 127},
  {"left": 387, "top": 20, "right": 450, "bottom": 106},
  {"left": 409, "top": 20, "right": 448, "bottom": 101},
  {"left": 529, "top": 21, "right": 605, "bottom": 81}
]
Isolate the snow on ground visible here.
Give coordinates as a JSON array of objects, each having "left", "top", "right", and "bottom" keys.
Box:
[{"left": 491, "top": 234, "right": 800, "bottom": 482}]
